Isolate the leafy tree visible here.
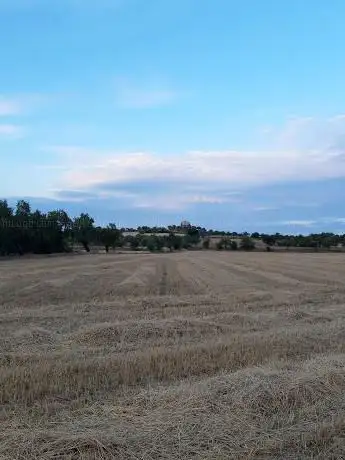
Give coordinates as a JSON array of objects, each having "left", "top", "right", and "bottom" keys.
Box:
[
  {"left": 0, "top": 200, "right": 14, "bottom": 255},
  {"left": 186, "top": 227, "right": 201, "bottom": 246},
  {"left": 97, "top": 225, "right": 121, "bottom": 253},
  {"left": 0, "top": 199, "right": 13, "bottom": 218},
  {"left": 240, "top": 236, "right": 255, "bottom": 251},
  {"left": 73, "top": 213, "right": 95, "bottom": 252},
  {"left": 202, "top": 238, "right": 210, "bottom": 249},
  {"left": 142, "top": 235, "right": 165, "bottom": 252},
  {"left": 15, "top": 200, "right": 31, "bottom": 217},
  {"left": 155, "top": 236, "right": 165, "bottom": 251},
  {"left": 165, "top": 233, "right": 183, "bottom": 251},
  {"left": 48, "top": 210, "right": 72, "bottom": 232},
  {"left": 127, "top": 235, "right": 140, "bottom": 250},
  {"left": 216, "top": 240, "right": 224, "bottom": 250},
  {"left": 262, "top": 234, "right": 276, "bottom": 246},
  {"left": 215, "top": 237, "right": 238, "bottom": 251},
  {"left": 146, "top": 236, "right": 158, "bottom": 252},
  {"left": 230, "top": 240, "right": 238, "bottom": 250},
  {"left": 173, "top": 235, "right": 183, "bottom": 250}
]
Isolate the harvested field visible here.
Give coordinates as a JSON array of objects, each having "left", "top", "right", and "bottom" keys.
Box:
[{"left": 1, "top": 251, "right": 345, "bottom": 459}]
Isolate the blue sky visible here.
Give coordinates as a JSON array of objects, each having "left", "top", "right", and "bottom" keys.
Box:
[{"left": 1, "top": 0, "right": 345, "bottom": 233}]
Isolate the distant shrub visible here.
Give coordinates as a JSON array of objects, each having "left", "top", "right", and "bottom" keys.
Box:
[
  {"left": 240, "top": 236, "right": 255, "bottom": 251},
  {"left": 215, "top": 237, "right": 238, "bottom": 251},
  {"left": 216, "top": 240, "right": 224, "bottom": 250},
  {"left": 230, "top": 240, "right": 238, "bottom": 250},
  {"left": 202, "top": 239, "right": 210, "bottom": 249}
]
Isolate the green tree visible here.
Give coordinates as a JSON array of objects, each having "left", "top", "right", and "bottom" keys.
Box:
[
  {"left": 216, "top": 237, "right": 236, "bottom": 250},
  {"left": 146, "top": 236, "right": 157, "bottom": 252},
  {"left": 47, "top": 210, "right": 72, "bottom": 232},
  {"left": 230, "top": 240, "right": 238, "bottom": 250},
  {"left": 240, "top": 236, "right": 255, "bottom": 251},
  {"left": 15, "top": 200, "right": 31, "bottom": 217},
  {"left": 216, "top": 240, "right": 224, "bottom": 250},
  {"left": 165, "top": 232, "right": 183, "bottom": 251},
  {"left": 0, "top": 199, "right": 13, "bottom": 218},
  {"left": 202, "top": 238, "right": 210, "bottom": 249},
  {"left": 97, "top": 225, "right": 122, "bottom": 253},
  {"left": 262, "top": 234, "right": 276, "bottom": 246},
  {"left": 73, "top": 213, "right": 95, "bottom": 252},
  {"left": 187, "top": 227, "right": 201, "bottom": 246},
  {"left": 173, "top": 235, "right": 183, "bottom": 250},
  {"left": 0, "top": 200, "right": 14, "bottom": 255},
  {"left": 127, "top": 235, "right": 140, "bottom": 250}
]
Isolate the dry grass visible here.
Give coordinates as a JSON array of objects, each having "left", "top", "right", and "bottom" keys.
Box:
[{"left": 1, "top": 251, "right": 345, "bottom": 459}]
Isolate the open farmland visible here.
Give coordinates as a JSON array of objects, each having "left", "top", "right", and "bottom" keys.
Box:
[{"left": 1, "top": 252, "right": 345, "bottom": 459}]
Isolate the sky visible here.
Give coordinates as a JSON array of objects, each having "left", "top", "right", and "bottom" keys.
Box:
[{"left": 1, "top": 0, "right": 345, "bottom": 233}]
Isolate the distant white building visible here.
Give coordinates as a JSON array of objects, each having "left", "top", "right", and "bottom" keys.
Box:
[{"left": 180, "top": 220, "right": 192, "bottom": 229}]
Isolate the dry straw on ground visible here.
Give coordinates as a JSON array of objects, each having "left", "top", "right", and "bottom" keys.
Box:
[{"left": 1, "top": 251, "right": 345, "bottom": 459}]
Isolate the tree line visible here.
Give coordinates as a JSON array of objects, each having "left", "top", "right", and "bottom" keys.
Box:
[
  {"left": 1, "top": 199, "right": 345, "bottom": 256},
  {"left": 0, "top": 199, "right": 119, "bottom": 255},
  {"left": 0, "top": 199, "right": 202, "bottom": 255}
]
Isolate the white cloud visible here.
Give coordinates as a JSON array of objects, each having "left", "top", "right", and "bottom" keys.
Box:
[
  {"left": 114, "top": 77, "right": 178, "bottom": 108},
  {"left": 330, "top": 114, "right": 345, "bottom": 122},
  {"left": 284, "top": 201, "right": 320, "bottom": 208},
  {"left": 0, "top": 97, "right": 22, "bottom": 116},
  {"left": 281, "top": 220, "right": 316, "bottom": 226},
  {"left": 253, "top": 206, "right": 278, "bottom": 212},
  {"left": 41, "top": 114, "right": 345, "bottom": 210},
  {"left": 49, "top": 146, "right": 345, "bottom": 190},
  {"left": 262, "top": 115, "right": 345, "bottom": 154},
  {"left": 0, "top": 124, "right": 24, "bottom": 138},
  {"left": 0, "top": 92, "right": 47, "bottom": 118},
  {"left": 132, "top": 193, "right": 232, "bottom": 211}
]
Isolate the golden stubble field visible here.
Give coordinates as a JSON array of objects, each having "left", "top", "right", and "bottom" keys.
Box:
[{"left": 1, "top": 251, "right": 345, "bottom": 459}]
